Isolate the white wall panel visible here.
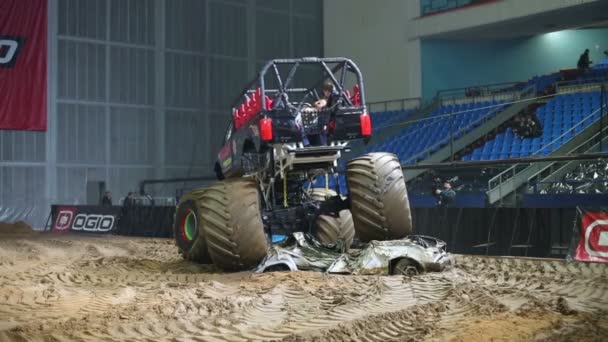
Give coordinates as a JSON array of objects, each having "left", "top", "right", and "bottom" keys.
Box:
[
  {"left": 110, "top": 0, "right": 155, "bottom": 45},
  {"left": 256, "top": 9, "right": 290, "bottom": 60},
  {"left": 110, "top": 107, "right": 156, "bottom": 164},
  {"left": 324, "top": 0, "right": 418, "bottom": 101},
  {"left": 2, "top": 0, "right": 323, "bottom": 227},
  {"left": 165, "top": 52, "right": 207, "bottom": 108},
  {"left": 108, "top": 167, "right": 154, "bottom": 197},
  {"left": 58, "top": 0, "right": 107, "bottom": 39},
  {"left": 0, "top": 131, "right": 45, "bottom": 162},
  {"left": 57, "top": 40, "right": 106, "bottom": 101},
  {"left": 164, "top": 110, "right": 209, "bottom": 166},
  {"left": 165, "top": 0, "right": 207, "bottom": 52},
  {"left": 209, "top": 57, "right": 248, "bottom": 111},
  {"left": 109, "top": 46, "right": 155, "bottom": 105},
  {"left": 56, "top": 103, "right": 106, "bottom": 163},
  {"left": 209, "top": 2, "right": 247, "bottom": 57}
]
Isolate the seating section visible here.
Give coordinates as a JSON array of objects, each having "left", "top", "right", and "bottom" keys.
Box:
[
  {"left": 462, "top": 91, "right": 602, "bottom": 161},
  {"left": 527, "top": 73, "right": 562, "bottom": 93},
  {"left": 314, "top": 71, "right": 600, "bottom": 196},
  {"left": 371, "top": 109, "right": 416, "bottom": 129},
  {"left": 595, "top": 57, "right": 608, "bottom": 69},
  {"left": 502, "top": 72, "right": 561, "bottom": 94},
  {"left": 366, "top": 101, "right": 506, "bottom": 164},
  {"left": 575, "top": 68, "right": 608, "bottom": 84}
]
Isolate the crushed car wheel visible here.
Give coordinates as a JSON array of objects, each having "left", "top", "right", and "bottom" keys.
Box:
[
  {"left": 346, "top": 152, "right": 412, "bottom": 242},
  {"left": 391, "top": 258, "right": 420, "bottom": 276},
  {"left": 200, "top": 179, "right": 268, "bottom": 271},
  {"left": 316, "top": 210, "right": 355, "bottom": 250},
  {"left": 174, "top": 189, "right": 212, "bottom": 263}
]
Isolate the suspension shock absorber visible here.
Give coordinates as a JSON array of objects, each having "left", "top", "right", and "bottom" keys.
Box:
[{"left": 283, "top": 176, "right": 288, "bottom": 208}]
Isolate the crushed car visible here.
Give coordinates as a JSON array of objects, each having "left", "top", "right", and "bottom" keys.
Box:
[{"left": 256, "top": 232, "right": 453, "bottom": 276}]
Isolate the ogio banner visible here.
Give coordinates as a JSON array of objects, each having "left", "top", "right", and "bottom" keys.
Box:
[
  {"left": 0, "top": 0, "right": 47, "bottom": 131},
  {"left": 570, "top": 208, "right": 608, "bottom": 263},
  {"left": 51, "top": 205, "right": 121, "bottom": 234}
]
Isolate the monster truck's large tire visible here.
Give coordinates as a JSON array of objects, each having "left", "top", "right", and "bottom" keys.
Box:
[
  {"left": 316, "top": 210, "right": 355, "bottom": 250},
  {"left": 346, "top": 153, "right": 412, "bottom": 242},
  {"left": 214, "top": 162, "right": 225, "bottom": 180},
  {"left": 174, "top": 189, "right": 212, "bottom": 263},
  {"left": 310, "top": 188, "right": 354, "bottom": 250},
  {"left": 200, "top": 179, "right": 268, "bottom": 271}
]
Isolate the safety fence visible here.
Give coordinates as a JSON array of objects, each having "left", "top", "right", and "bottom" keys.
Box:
[
  {"left": 47, "top": 205, "right": 174, "bottom": 238},
  {"left": 43, "top": 204, "right": 608, "bottom": 263}
]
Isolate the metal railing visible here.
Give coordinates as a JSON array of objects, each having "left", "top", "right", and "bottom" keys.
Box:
[
  {"left": 528, "top": 179, "right": 608, "bottom": 194},
  {"left": 555, "top": 79, "right": 608, "bottom": 94},
  {"left": 488, "top": 105, "right": 605, "bottom": 190},
  {"left": 367, "top": 97, "right": 421, "bottom": 113},
  {"left": 436, "top": 81, "right": 527, "bottom": 104},
  {"left": 420, "top": 0, "right": 496, "bottom": 16}
]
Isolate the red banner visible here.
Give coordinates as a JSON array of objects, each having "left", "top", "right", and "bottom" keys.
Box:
[
  {"left": 574, "top": 210, "right": 608, "bottom": 263},
  {"left": 0, "top": 0, "right": 47, "bottom": 131}
]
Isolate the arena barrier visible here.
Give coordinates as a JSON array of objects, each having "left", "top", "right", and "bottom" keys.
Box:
[
  {"left": 48, "top": 205, "right": 175, "bottom": 238},
  {"left": 47, "top": 205, "right": 607, "bottom": 262},
  {"left": 411, "top": 207, "right": 577, "bottom": 258}
]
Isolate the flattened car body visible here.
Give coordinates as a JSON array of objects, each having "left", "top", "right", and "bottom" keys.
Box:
[{"left": 255, "top": 232, "right": 453, "bottom": 275}]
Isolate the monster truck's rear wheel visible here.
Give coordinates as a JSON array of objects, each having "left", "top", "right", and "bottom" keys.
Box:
[
  {"left": 200, "top": 179, "right": 268, "bottom": 271},
  {"left": 346, "top": 153, "right": 412, "bottom": 242},
  {"left": 174, "top": 189, "right": 212, "bottom": 263},
  {"left": 310, "top": 188, "right": 354, "bottom": 250},
  {"left": 309, "top": 188, "right": 337, "bottom": 201},
  {"left": 316, "top": 210, "right": 355, "bottom": 250}
]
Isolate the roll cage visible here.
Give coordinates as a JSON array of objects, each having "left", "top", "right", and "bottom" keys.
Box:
[{"left": 226, "top": 57, "right": 368, "bottom": 138}]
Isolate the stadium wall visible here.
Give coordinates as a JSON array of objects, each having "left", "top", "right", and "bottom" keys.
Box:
[
  {"left": 0, "top": 0, "right": 322, "bottom": 228},
  {"left": 421, "top": 28, "right": 608, "bottom": 99},
  {"left": 323, "top": 0, "right": 422, "bottom": 101},
  {"left": 411, "top": 0, "right": 600, "bottom": 39}
]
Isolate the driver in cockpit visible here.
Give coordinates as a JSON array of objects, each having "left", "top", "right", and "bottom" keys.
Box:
[
  {"left": 297, "top": 81, "right": 338, "bottom": 147},
  {"left": 313, "top": 81, "right": 339, "bottom": 110}
]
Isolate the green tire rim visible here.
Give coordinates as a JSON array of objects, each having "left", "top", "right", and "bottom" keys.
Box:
[{"left": 180, "top": 209, "right": 197, "bottom": 242}]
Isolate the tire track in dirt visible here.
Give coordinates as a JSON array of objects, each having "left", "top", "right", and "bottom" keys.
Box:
[
  {"left": 1, "top": 232, "right": 607, "bottom": 342},
  {"left": 455, "top": 255, "right": 608, "bottom": 312}
]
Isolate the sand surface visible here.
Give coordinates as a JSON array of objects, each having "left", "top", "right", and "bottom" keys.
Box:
[{"left": 0, "top": 224, "right": 607, "bottom": 341}]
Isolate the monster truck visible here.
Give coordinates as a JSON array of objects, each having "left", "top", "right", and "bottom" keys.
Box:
[{"left": 174, "top": 57, "right": 412, "bottom": 271}]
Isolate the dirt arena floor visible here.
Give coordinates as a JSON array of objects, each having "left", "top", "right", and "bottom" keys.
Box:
[{"left": 1, "top": 224, "right": 607, "bottom": 341}]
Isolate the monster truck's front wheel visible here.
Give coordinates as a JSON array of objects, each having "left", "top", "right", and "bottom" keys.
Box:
[
  {"left": 200, "top": 179, "right": 268, "bottom": 271},
  {"left": 174, "top": 189, "right": 212, "bottom": 263},
  {"left": 346, "top": 153, "right": 412, "bottom": 242}
]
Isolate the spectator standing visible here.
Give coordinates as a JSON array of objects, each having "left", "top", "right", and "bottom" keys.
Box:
[
  {"left": 100, "top": 191, "right": 112, "bottom": 206},
  {"left": 577, "top": 49, "right": 592, "bottom": 71},
  {"left": 124, "top": 192, "right": 135, "bottom": 207},
  {"left": 120, "top": 192, "right": 136, "bottom": 235},
  {"left": 438, "top": 181, "right": 456, "bottom": 207},
  {"left": 431, "top": 177, "right": 443, "bottom": 204}
]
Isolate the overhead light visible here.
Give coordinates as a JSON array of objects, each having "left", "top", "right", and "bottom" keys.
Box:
[{"left": 544, "top": 30, "right": 562, "bottom": 39}]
